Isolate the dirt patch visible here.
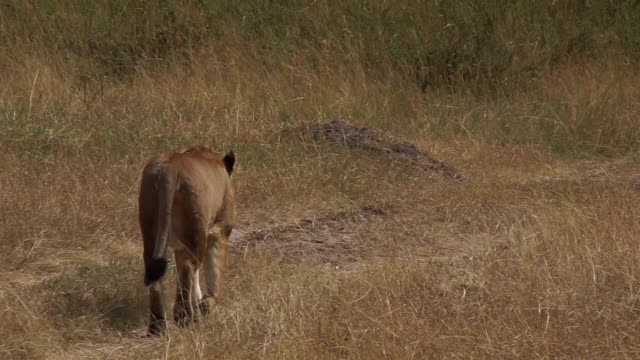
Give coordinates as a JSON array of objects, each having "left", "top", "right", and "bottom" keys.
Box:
[
  {"left": 229, "top": 204, "right": 500, "bottom": 271},
  {"left": 230, "top": 206, "right": 390, "bottom": 266},
  {"left": 302, "top": 120, "right": 463, "bottom": 180}
]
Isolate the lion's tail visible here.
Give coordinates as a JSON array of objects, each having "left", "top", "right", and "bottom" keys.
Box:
[
  {"left": 144, "top": 165, "right": 178, "bottom": 286},
  {"left": 223, "top": 151, "right": 235, "bottom": 175}
]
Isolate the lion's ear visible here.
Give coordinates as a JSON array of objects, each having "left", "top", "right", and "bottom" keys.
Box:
[{"left": 223, "top": 151, "right": 235, "bottom": 175}]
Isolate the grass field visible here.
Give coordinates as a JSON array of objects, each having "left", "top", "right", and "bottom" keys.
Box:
[{"left": 2, "top": 1, "right": 640, "bottom": 358}]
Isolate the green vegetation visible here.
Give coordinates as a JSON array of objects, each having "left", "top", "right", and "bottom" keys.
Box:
[{"left": 2, "top": 1, "right": 640, "bottom": 156}]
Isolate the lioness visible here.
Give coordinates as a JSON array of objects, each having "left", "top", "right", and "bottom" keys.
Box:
[{"left": 138, "top": 145, "right": 236, "bottom": 335}]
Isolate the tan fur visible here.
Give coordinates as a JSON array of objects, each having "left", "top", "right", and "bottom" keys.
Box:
[{"left": 138, "top": 145, "right": 236, "bottom": 335}]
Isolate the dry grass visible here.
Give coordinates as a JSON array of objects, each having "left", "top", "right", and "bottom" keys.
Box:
[{"left": 2, "top": 1, "right": 640, "bottom": 359}]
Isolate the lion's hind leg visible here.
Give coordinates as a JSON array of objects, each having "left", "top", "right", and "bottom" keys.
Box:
[
  {"left": 173, "top": 248, "right": 198, "bottom": 326},
  {"left": 193, "top": 269, "right": 203, "bottom": 302},
  {"left": 147, "top": 280, "right": 166, "bottom": 335},
  {"left": 200, "top": 225, "right": 230, "bottom": 315}
]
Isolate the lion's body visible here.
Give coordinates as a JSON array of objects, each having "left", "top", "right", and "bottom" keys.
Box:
[{"left": 138, "top": 145, "right": 236, "bottom": 335}]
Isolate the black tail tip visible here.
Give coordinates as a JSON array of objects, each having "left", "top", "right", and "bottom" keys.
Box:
[
  {"left": 144, "top": 258, "right": 168, "bottom": 286},
  {"left": 223, "top": 151, "right": 235, "bottom": 175}
]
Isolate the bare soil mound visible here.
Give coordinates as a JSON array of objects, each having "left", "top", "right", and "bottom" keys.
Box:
[{"left": 305, "top": 120, "right": 463, "bottom": 180}]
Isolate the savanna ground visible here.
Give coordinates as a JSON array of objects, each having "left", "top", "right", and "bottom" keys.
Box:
[{"left": 2, "top": 1, "right": 640, "bottom": 358}]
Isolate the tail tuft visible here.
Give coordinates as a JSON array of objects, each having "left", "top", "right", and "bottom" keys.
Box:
[
  {"left": 223, "top": 151, "right": 235, "bottom": 175},
  {"left": 144, "top": 258, "right": 168, "bottom": 286}
]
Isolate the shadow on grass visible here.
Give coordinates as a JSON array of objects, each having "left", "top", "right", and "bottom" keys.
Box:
[{"left": 41, "top": 257, "right": 148, "bottom": 334}]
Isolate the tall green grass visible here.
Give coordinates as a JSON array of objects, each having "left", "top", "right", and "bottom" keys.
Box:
[
  {"left": 3, "top": 0, "right": 639, "bottom": 82},
  {"left": 1, "top": 0, "right": 639, "bottom": 157}
]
